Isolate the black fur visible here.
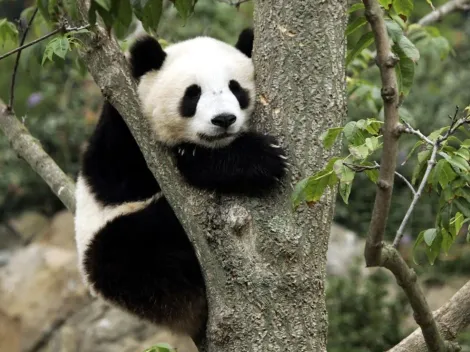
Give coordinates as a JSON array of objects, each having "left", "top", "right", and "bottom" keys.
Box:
[
  {"left": 235, "top": 28, "right": 254, "bottom": 58},
  {"left": 174, "top": 132, "right": 287, "bottom": 195},
  {"left": 229, "top": 79, "right": 250, "bottom": 109},
  {"left": 129, "top": 36, "right": 166, "bottom": 78},
  {"left": 81, "top": 102, "right": 160, "bottom": 205},
  {"left": 179, "top": 84, "right": 202, "bottom": 117},
  {"left": 84, "top": 198, "right": 207, "bottom": 337}
]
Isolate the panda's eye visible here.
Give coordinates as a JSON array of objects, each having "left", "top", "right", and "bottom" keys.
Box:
[
  {"left": 179, "top": 84, "right": 201, "bottom": 118},
  {"left": 229, "top": 80, "right": 250, "bottom": 110}
]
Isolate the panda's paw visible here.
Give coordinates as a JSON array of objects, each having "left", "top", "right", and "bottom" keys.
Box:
[{"left": 257, "top": 134, "right": 289, "bottom": 183}]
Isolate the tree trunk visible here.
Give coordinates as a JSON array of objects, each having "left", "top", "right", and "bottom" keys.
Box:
[
  {"left": 199, "top": 1, "right": 348, "bottom": 350},
  {"left": 70, "top": 0, "right": 347, "bottom": 350}
]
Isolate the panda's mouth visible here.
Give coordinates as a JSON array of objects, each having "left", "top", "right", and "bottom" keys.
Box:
[{"left": 197, "top": 132, "right": 235, "bottom": 142}]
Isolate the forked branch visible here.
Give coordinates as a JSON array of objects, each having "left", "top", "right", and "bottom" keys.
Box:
[{"left": 361, "top": 0, "right": 453, "bottom": 351}]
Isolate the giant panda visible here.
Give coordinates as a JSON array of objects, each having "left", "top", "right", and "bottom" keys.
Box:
[{"left": 74, "top": 29, "right": 287, "bottom": 351}]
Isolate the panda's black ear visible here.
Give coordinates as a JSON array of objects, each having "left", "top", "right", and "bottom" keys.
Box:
[
  {"left": 129, "top": 36, "right": 167, "bottom": 79},
  {"left": 235, "top": 28, "right": 254, "bottom": 58}
]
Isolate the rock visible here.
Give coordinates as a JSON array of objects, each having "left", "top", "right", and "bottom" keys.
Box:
[
  {"left": 0, "top": 244, "right": 90, "bottom": 351},
  {"left": 7, "top": 211, "right": 50, "bottom": 243},
  {"left": 36, "top": 210, "right": 75, "bottom": 250},
  {"left": 327, "top": 223, "right": 364, "bottom": 276},
  {"left": 37, "top": 300, "right": 159, "bottom": 352}
]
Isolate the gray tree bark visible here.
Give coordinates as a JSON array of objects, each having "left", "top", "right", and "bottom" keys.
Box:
[{"left": 68, "top": 0, "right": 348, "bottom": 350}]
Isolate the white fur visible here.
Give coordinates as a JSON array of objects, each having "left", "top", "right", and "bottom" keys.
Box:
[
  {"left": 74, "top": 175, "right": 159, "bottom": 292},
  {"left": 138, "top": 36, "right": 255, "bottom": 148}
]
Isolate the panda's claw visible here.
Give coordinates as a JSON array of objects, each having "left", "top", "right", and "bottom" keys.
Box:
[
  {"left": 270, "top": 144, "right": 281, "bottom": 149},
  {"left": 181, "top": 149, "right": 185, "bottom": 156},
  {"left": 279, "top": 155, "right": 288, "bottom": 160}
]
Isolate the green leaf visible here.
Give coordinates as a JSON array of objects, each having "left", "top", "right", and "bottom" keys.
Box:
[
  {"left": 364, "top": 119, "right": 383, "bottom": 135},
  {"left": 349, "top": 144, "right": 370, "bottom": 160},
  {"left": 448, "top": 155, "right": 470, "bottom": 171},
  {"left": 393, "top": 0, "right": 413, "bottom": 21},
  {"left": 339, "top": 179, "right": 354, "bottom": 204},
  {"left": 346, "top": 17, "right": 368, "bottom": 36},
  {"left": 412, "top": 149, "right": 431, "bottom": 184},
  {"left": 346, "top": 31, "right": 375, "bottom": 66},
  {"left": 423, "top": 228, "right": 437, "bottom": 246},
  {"left": 385, "top": 19, "right": 403, "bottom": 43},
  {"left": 172, "top": 0, "right": 197, "bottom": 21},
  {"left": 0, "top": 19, "right": 18, "bottom": 45},
  {"left": 441, "top": 229, "right": 453, "bottom": 254},
  {"left": 396, "top": 35, "right": 420, "bottom": 62},
  {"left": 454, "top": 199, "right": 470, "bottom": 219},
  {"left": 403, "top": 140, "right": 424, "bottom": 165},
  {"left": 54, "top": 36, "right": 71, "bottom": 58},
  {"left": 455, "top": 147, "right": 470, "bottom": 160},
  {"left": 365, "top": 136, "right": 381, "bottom": 152},
  {"left": 425, "top": 233, "right": 442, "bottom": 265},
  {"left": 452, "top": 212, "right": 464, "bottom": 237},
  {"left": 393, "top": 43, "right": 415, "bottom": 97},
  {"left": 365, "top": 169, "right": 379, "bottom": 183},
  {"left": 143, "top": 344, "right": 176, "bottom": 352},
  {"left": 321, "top": 127, "right": 343, "bottom": 149},
  {"left": 333, "top": 160, "right": 355, "bottom": 204},
  {"left": 94, "top": 0, "right": 112, "bottom": 10},
  {"left": 348, "top": 2, "right": 365, "bottom": 13},
  {"left": 343, "top": 121, "right": 366, "bottom": 145},
  {"left": 432, "top": 159, "right": 456, "bottom": 189},
  {"left": 113, "top": 0, "right": 133, "bottom": 38},
  {"left": 133, "top": 0, "right": 163, "bottom": 33},
  {"left": 378, "top": 0, "right": 392, "bottom": 9}
]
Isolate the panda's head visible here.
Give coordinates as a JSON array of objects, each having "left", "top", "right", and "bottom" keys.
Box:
[{"left": 130, "top": 29, "right": 255, "bottom": 148}]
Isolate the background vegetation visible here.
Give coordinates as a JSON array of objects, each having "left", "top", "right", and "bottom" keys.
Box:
[{"left": 1, "top": 0, "right": 470, "bottom": 350}]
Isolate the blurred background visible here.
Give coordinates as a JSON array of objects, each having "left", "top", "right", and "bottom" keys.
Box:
[{"left": 0, "top": 0, "right": 469, "bottom": 351}]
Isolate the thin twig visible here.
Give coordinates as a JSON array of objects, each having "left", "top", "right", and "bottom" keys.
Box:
[
  {"left": 344, "top": 162, "right": 416, "bottom": 196},
  {"left": 0, "top": 24, "right": 90, "bottom": 62},
  {"left": 8, "top": 8, "right": 39, "bottom": 111},
  {"left": 418, "top": 0, "right": 470, "bottom": 26},
  {"left": 393, "top": 144, "right": 438, "bottom": 247},
  {"left": 216, "top": 0, "right": 251, "bottom": 6}
]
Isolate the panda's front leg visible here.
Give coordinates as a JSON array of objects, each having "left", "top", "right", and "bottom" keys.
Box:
[{"left": 174, "top": 132, "right": 288, "bottom": 196}]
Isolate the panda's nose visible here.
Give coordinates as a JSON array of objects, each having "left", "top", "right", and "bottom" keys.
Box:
[{"left": 211, "top": 114, "right": 236, "bottom": 129}]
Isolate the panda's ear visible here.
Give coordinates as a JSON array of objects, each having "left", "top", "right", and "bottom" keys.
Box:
[
  {"left": 235, "top": 28, "right": 254, "bottom": 58},
  {"left": 129, "top": 36, "right": 167, "bottom": 79}
]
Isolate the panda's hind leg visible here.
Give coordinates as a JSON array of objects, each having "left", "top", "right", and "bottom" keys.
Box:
[{"left": 83, "top": 197, "right": 207, "bottom": 344}]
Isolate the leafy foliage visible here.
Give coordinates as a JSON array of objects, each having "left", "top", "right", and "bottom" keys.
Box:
[
  {"left": 327, "top": 265, "right": 409, "bottom": 352},
  {"left": 143, "top": 344, "right": 176, "bottom": 352}
]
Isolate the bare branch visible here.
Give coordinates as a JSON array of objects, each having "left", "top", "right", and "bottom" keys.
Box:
[
  {"left": 0, "top": 24, "right": 90, "bottom": 62},
  {"left": 381, "top": 245, "right": 459, "bottom": 352},
  {"left": 8, "top": 8, "right": 39, "bottom": 111},
  {"left": 0, "top": 100, "right": 76, "bottom": 213},
  {"left": 394, "top": 171, "right": 416, "bottom": 196},
  {"left": 393, "top": 144, "right": 438, "bottom": 247},
  {"left": 389, "top": 280, "right": 470, "bottom": 352},
  {"left": 418, "top": 0, "right": 470, "bottom": 26},
  {"left": 362, "top": 0, "right": 400, "bottom": 267},
  {"left": 216, "top": 0, "right": 251, "bottom": 6}
]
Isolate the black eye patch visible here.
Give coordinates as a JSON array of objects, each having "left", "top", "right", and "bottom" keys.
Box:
[
  {"left": 229, "top": 80, "right": 250, "bottom": 110},
  {"left": 179, "top": 84, "right": 202, "bottom": 117}
]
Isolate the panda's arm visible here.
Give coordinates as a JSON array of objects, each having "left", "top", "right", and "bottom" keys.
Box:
[{"left": 174, "top": 132, "right": 288, "bottom": 196}]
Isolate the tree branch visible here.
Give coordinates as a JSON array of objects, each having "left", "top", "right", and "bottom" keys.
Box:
[
  {"left": 362, "top": 1, "right": 454, "bottom": 351},
  {"left": 393, "top": 144, "right": 438, "bottom": 247},
  {"left": 389, "top": 280, "right": 470, "bottom": 352},
  {"left": 8, "top": 7, "right": 39, "bottom": 111},
  {"left": 418, "top": 0, "right": 470, "bottom": 26},
  {"left": 0, "top": 100, "right": 76, "bottom": 212},
  {"left": 0, "top": 24, "right": 89, "bottom": 62},
  {"left": 362, "top": 0, "right": 400, "bottom": 267}
]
